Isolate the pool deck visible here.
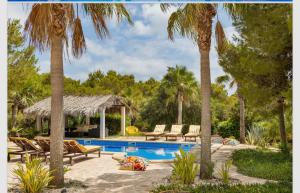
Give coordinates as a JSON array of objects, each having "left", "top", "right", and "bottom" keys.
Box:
[{"left": 7, "top": 136, "right": 248, "bottom": 193}]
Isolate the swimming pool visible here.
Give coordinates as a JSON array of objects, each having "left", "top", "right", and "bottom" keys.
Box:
[{"left": 77, "top": 139, "right": 195, "bottom": 160}]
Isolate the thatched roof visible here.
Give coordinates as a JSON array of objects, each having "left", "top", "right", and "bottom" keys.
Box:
[{"left": 24, "top": 95, "right": 129, "bottom": 117}]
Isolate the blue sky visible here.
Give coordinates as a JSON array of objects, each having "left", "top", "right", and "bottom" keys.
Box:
[{"left": 7, "top": 4, "right": 238, "bottom": 85}]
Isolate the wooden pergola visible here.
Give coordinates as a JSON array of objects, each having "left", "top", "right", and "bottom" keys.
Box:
[{"left": 24, "top": 95, "right": 130, "bottom": 139}]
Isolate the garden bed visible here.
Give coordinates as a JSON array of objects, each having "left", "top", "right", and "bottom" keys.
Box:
[{"left": 151, "top": 182, "right": 292, "bottom": 193}]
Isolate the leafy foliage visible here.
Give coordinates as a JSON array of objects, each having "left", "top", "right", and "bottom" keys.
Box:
[
  {"left": 245, "top": 125, "right": 269, "bottom": 148},
  {"left": 13, "top": 156, "right": 53, "bottom": 193},
  {"left": 217, "top": 160, "right": 232, "bottom": 184},
  {"left": 8, "top": 19, "right": 43, "bottom": 129},
  {"left": 219, "top": 4, "right": 292, "bottom": 147},
  {"left": 171, "top": 148, "right": 199, "bottom": 185},
  {"left": 232, "top": 149, "right": 292, "bottom": 182},
  {"left": 90, "top": 114, "right": 131, "bottom": 135},
  {"left": 217, "top": 120, "right": 239, "bottom": 139}
]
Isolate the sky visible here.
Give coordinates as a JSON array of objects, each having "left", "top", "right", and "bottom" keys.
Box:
[{"left": 7, "top": 4, "right": 238, "bottom": 86}]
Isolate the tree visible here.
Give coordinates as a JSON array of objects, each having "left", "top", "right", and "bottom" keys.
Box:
[
  {"left": 8, "top": 19, "right": 40, "bottom": 128},
  {"left": 24, "top": 4, "right": 132, "bottom": 186},
  {"left": 216, "top": 74, "right": 245, "bottom": 143},
  {"left": 230, "top": 4, "right": 292, "bottom": 150},
  {"left": 161, "top": 4, "right": 238, "bottom": 178},
  {"left": 218, "top": 4, "right": 292, "bottom": 149},
  {"left": 161, "top": 65, "right": 198, "bottom": 124}
]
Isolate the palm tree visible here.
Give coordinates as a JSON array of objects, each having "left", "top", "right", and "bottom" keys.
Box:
[
  {"left": 161, "top": 65, "right": 198, "bottom": 124},
  {"left": 24, "top": 3, "right": 132, "bottom": 187},
  {"left": 216, "top": 74, "right": 245, "bottom": 143},
  {"left": 161, "top": 4, "right": 234, "bottom": 179}
]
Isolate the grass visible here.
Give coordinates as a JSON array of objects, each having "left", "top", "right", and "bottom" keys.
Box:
[
  {"left": 151, "top": 182, "right": 292, "bottom": 193},
  {"left": 232, "top": 148, "right": 292, "bottom": 182}
]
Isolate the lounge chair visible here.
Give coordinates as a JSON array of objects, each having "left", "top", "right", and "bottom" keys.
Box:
[
  {"left": 34, "top": 136, "right": 69, "bottom": 163},
  {"left": 8, "top": 137, "right": 42, "bottom": 162},
  {"left": 184, "top": 125, "right": 201, "bottom": 142},
  {"left": 63, "top": 140, "right": 101, "bottom": 165},
  {"left": 164, "top": 125, "right": 183, "bottom": 141},
  {"left": 144, "top": 125, "right": 166, "bottom": 141}
]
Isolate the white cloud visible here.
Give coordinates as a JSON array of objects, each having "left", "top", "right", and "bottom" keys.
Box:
[
  {"left": 131, "top": 20, "right": 152, "bottom": 36},
  {"left": 126, "top": 4, "right": 176, "bottom": 38}
]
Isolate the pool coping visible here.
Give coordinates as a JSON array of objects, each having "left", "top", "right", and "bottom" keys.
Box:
[
  {"left": 67, "top": 137, "right": 198, "bottom": 145},
  {"left": 109, "top": 143, "right": 224, "bottom": 164}
]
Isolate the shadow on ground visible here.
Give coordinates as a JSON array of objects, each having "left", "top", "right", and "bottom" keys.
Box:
[{"left": 84, "top": 169, "right": 171, "bottom": 193}]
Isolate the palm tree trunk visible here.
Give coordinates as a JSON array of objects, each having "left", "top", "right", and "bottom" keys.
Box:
[
  {"left": 197, "top": 6, "right": 215, "bottom": 179},
  {"left": 177, "top": 92, "right": 183, "bottom": 124},
  {"left": 199, "top": 49, "right": 212, "bottom": 179},
  {"left": 49, "top": 35, "right": 64, "bottom": 187},
  {"left": 12, "top": 101, "right": 18, "bottom": 128},
  {"left": 278, "top": 96, "right": 288, "bottom": 150},
  {"left": 237, "top": 85, "right": 245, "bottom": 143}
]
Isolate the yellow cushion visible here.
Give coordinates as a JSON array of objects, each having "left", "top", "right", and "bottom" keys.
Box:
[{"left": 126, "top": 126, "right": 139, "bottom": 135}]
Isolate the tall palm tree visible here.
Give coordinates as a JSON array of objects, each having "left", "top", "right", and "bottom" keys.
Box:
[
  {"left": 216, "top": 74, "right": 245, "bottom": 143},
  {"left": 161, "top": 3, "right": 241, "bottom": 178},
  {"left": 162, "top": 65, "right": 198, "bottom": 124},
  {"left": 24, "top": 3, "right": 132, "bottom": 187}
]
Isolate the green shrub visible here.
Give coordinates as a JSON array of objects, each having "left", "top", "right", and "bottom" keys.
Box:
[
  {"left": 217, "top": 120, "right": 239, "bottom": 139},
  {"left": 232, "top": 149, "right": 292, "bottom": 182},
  {"left": 9, "top": 127, "right": 40, "bottom": 139},
  {"left": 90, "top": 114, "right": 131, "bottom": 135},
  {"left": 13, "top": 156, "right": 53, "bottom": 193},
  {"left": 217, "top": 160, "right": 232, "bottom": 184},
  {"left": 171, "top": 148, "right": 199, "bottom": 185},
  {"left": 21, "top": 127, "right": 40, "bottom": 139},
  {"left": 246, "top": 125, "right": 269, "bottom": 148}
]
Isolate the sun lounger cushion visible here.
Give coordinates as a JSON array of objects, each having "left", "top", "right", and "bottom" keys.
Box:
[
  {"left": 188, "top": 125, "right": 200, "bottom": 134},
  {"left": 170, "top": 125, "right": 183, "bottom": 134},
  {"left": 153, "top": 125, "right": 165, "bottom": 133},
  {"left": 80, "top": 145, "right": 101, "bottom": 153},
  {"left": 165, "top": 125, "right": 183, "bottom": 136},
  {"left": 64, "top": 140, "right": 100, "bottom": 153}
]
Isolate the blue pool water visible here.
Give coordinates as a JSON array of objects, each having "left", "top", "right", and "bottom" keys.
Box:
[{"left": 77, "top": 139, "right": 195, "bottom": 160}]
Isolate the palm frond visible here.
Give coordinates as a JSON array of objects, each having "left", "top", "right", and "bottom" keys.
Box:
[
  {"left": 83, "top": 4, "right": 132, "bottom": 39},
  {"left": 25, "top": 4, "right": 72, "bottom": 52},
  {"left": 83, "top": 4, "right": 110, "bottom": 39},
  {"left": 167, "top": 7, "right": 197, "bottom": 42},
  {"left": 113, "top": 4, "right": 133, "bottom": 25},
  {"left": 72, "top": 18, "right": 86, "bottom": 58},
  {"left": 215, "top": 20, "right": 227, "bottom": 54},
  {"left": 223, "top": 4, "right": 249, "bottom": 20},
  {"left": 160, "top": 3, "right": 171, "bottom": 12},
  {"left": 216, "top": 75, "right": 230, "bottom": 85},
  {"left": 229, "top": 80, "right": 235, "bottom": 88},
  {"left": 24, "top": 4, "right": 52, "bottom": 51}
]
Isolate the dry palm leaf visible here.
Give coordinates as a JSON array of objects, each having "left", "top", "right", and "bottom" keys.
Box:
[{"left": 72, "top": 17, "right": 86, "bottom": 58}]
